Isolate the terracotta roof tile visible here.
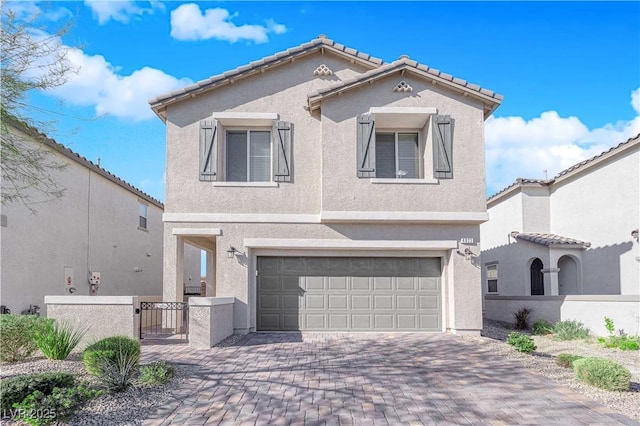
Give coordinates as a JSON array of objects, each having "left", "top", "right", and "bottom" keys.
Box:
[{"left": 510, "top": 232, "right": 591, "bottom": 248}]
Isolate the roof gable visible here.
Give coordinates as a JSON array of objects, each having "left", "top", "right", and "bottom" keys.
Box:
[
  {"left": 149, "top": 35, "right": 384, "bottom": 121},
  {"left": 307, "top": 57, "right": 503, "bottom": 118}
]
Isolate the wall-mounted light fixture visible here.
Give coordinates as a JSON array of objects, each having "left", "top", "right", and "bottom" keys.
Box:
[
  {"left": 227, "top": 246, "right": 238, "bottom": 259},
  {"left": 632, "top": 229, "right": 639, "bottom": 242},
  {"left": 456, "top": 247, "right": 474, "bottom": 261}
]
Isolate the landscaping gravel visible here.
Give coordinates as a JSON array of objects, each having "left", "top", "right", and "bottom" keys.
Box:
[
  {"left": 465, "top": 318, "right": 640, "bottom": 422},
  {"left": 2, "top": 323, "right": 639, "bottom": 424}
]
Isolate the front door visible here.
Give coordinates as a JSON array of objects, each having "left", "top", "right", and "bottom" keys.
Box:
[{"left": 530, "top": 258, "right": 544, "bottom": 295}]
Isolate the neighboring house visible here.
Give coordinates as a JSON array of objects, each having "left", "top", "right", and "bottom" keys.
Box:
[
  {"left": 481, "top": 134, "right": 639, "bottom": 298},
  {"left": 0, "top": 121, "right": 201, "bottom": 315},
  {"left": 480, "top": 135, "right": 640, "bottom": 336},
  {"left": 150, "top": 35, "right": 502, "bottom": 335}
]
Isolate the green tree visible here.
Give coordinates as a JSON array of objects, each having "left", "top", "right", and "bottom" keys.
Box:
[{"left": 1, "top": 7, "right": 77, "bottom": 212}]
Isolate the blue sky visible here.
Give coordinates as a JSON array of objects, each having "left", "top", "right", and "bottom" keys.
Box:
[{"left": 10, "top": 1, "right": 640, "bottom": 200}]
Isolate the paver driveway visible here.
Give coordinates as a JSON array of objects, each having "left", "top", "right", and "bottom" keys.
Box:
[{"left": 142, "top": 333, "right": 636, "bottom": 425}]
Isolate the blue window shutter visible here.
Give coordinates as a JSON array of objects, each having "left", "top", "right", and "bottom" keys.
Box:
[
  {"left": 357, "top": 113, "right": 376, "bottom": 178},
  {"left": 199, "top": 119, "right": 218, "bottom": 181},
  {"left": 273, "top": 121, "right": 293, "bottom": 182},
  {"left": 433, "top": 115, "right": 454, "bottom": 179}
]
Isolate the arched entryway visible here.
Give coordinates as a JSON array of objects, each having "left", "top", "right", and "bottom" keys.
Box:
[
  {"left": 530, "top": 258, "right": 544, "bottom": 295},
  {"left": 558, "top": 255, "right": 578, "bottom": 295}
]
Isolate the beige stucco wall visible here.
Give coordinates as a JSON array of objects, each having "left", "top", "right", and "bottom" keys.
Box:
[
  {"left": 189, "top": 297, "right": 234, "bottom": 348},
  {"left": 164, "top": 222, "right": 483, "bottom": 334},
  {"left": 45, "top": 296, "right": 138, "bottom": 348},
  {"left": 549, "top": 148, "right": 639, "bottom": 295},
  {"left": 485, "top": 295, "right": 640, "bottom": 337},
  {"left": 1, "top": 137, "right": 164, "bottom": 316}
]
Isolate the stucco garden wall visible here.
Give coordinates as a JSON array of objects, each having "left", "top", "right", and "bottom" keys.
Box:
[
  {"left": 45, "top": 296, "right": 139, "bottom": 348},
  {"left": 484, "top": 294, "right": 640, "bottom": 336},
  {"left": 189, "top": 297, "right": 234, "bottom": 348}
]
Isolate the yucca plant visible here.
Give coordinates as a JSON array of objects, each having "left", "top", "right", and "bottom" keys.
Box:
[{"left": 35, "top": 320, "right": 86, "bottom": 360}]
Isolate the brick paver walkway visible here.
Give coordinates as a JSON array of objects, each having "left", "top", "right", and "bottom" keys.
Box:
[{"left": 141, "top": 333, "right": 636, "bottom": 425}]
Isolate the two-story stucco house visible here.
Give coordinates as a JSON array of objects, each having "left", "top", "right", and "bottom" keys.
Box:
[
  {"left": 480, "top": 135, "right": 640, "bottom": 335},
  {"left": 150, "top": 35, "right": 502, "bottom": 336},
  {"left": 0, "top": 120, "right": 201, "bottom": 315}
]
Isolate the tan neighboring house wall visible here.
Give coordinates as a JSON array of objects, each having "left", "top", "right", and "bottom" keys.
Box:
[
  {"left": 152, "top": 36, "right": 502, "bottom": 336},
  {"left": 0, "top": 122, "right": 201, "bottom": 315},
  {"left": 481, "top": 135, "right": 640, "bottom": 299}
]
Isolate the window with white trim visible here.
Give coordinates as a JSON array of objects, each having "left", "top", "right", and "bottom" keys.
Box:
[
  {"left": 225, "top": 130, "right": 271, "bottom": 182},
  {"left": 487, "top": 264, "right": 498, "bottom": 293},
  {"left": 375, "top": 132, "right": 419, "bottom": 178},
  {"left": 138, "top": 203, "right": 148, "bottom": 230}
]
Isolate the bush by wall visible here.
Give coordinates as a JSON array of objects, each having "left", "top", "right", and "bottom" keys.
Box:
[{"left": 0, "top": 315, "right": 53, "bottom": 362}]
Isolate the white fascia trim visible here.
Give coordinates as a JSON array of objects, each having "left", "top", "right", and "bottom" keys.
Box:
[
  {"left": 171, "top": 228, "right": 222, "bottom": 236},
  {"left": 244, "top": 238, "right": 458, "bottom": 250},
  {"left": 188, "top": 297, "right": 235, "bottom": 307},
  {"left": 370, "top": 178, "right": 439, "bottom": 185},
  {"left": 320, "top": 211, "right": 489, "bottom": 224},
  {"left": 45, "top": 296, "right": 136, "bottom": 305},
  {"left": 369, "top": 107, "right": 438, "bottom": 115},
  {"left": 163, "top": 213, "right": 320, "bottom": 223},
  {"left": 211, "top": 182, "right": 278, "bottom": 187},
  {"left": 212, "top": 112, "right": 279, "bottom": 126}
]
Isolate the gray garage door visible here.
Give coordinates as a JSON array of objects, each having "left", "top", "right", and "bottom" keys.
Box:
[{"left": 257, "top": 257, "right": 442, "bottom": 332}]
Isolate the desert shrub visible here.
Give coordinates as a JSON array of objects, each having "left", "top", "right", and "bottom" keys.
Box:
[
  {"left": 82, "top": 336, "right": 140, "bottom": 376},
  {"left": 0, "top": 315, "right": 53, "bottom": 362},
  {"left": 532, "top": 319, "right": 554, "bottom": 335},
  {"left": 553, "top": 320, "right": 589, "bottom": 340},
  {"left": 573, "top": 357, "right": 631, "bottom": 392},
  {"left": 138, "top": 361, "right": 174, "bottom": 386},
  {"left": 507, "top": 332, "right": 537, "bottom": 353},
  {"left": 598, "top": 318, "right": 640, "bottom": 351},
  {"left": 556, "top": 353, "right": 584, "bottom": 368},
  {"left": 0, "top": 372, "right": 74, "bottom": 412},
  {"left": 83, "top": 336, "right": 140, "bottom": 392},
  {"left": 513, "top": 307, "right": 532, "bottom": 330},
  {"left": 34, "top": 320, "right": 85, "bottom": 360},
  {"left": 11, "top": 383, "right": 101, "bottom": 426}
]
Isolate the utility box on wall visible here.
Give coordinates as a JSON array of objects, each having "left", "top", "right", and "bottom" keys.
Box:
[{"left": 89, "top": 272, "right": 101, "bottom": 285}]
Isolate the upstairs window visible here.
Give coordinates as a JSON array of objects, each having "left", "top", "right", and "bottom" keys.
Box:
[
  {"left": 139, "top": 203, "right": 148, "bottom": 230},
  {"left": 375, "top": 132, "right": 419, "bottom": 178},
  {"left": 199, "top": 116, "right": 293, "bottom": 183},
  {"left": 226, "top": 130, "right": 271, "bottom": 182}
]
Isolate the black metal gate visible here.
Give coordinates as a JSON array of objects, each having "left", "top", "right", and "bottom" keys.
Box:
[{"left": 139, "top": 301, "right": 189, "bottom": 341}]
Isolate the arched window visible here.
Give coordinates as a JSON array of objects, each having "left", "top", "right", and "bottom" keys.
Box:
[{"left": 530, "top": 258, "right": 544, "bottom": 295}]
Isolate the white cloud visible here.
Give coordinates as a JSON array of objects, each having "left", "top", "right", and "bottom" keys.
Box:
[
  {"left": 170, "top": 3, "right": 286, "bottom": 43},
  {"left": 485, "top": 88, "right": 640, "bottom": 194},
  {"left": 6, "top": 1, "right": 72, "bottom": 22},
  {"left": 49, "top": 47, "right": 191, "bottom": 121},
  {"left": 84, "top": 0, "right": 164, "bottom": 25}
]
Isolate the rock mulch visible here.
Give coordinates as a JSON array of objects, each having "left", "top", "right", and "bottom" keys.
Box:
[
  {"left": 466, "top": 319, "right": 640, "bottom": 422},
  {"left": 1, "top": 324, "right": 638, "bottom": 424}
]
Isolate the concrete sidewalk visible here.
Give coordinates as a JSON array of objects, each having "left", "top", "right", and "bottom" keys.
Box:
[{"left": 141, "top": 333, "right": 637, "bottom": 425}]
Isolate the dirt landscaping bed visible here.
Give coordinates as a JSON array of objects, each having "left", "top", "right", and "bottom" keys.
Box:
[{"left": 465, "top": 318, "right": 640, "bottom": 422}]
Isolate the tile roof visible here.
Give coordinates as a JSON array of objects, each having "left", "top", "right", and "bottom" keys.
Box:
[
  {"left": 510, "top": 232, "right": 591, "bottom": 248},
  {"left": 149, "top": 35, "right": 502, "bottom": 120},
  {"left": 148, "top": 35, "right": 384, "bottom": 118},
  {"left": 307, "top": 56, "right": 503, "bottom": 117},
  {"left": 488, "top": 133, "right": 640, "bottom": 203},
  {"left": 8, "top": 118, "right": 163, "bottom": 209}
]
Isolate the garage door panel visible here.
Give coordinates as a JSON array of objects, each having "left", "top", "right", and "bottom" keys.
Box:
[
  {"left": 374, "top": 314, "right": 394, "bottom": 328},
  {"left": 328, "top": 295, "right": 348, "bottom": 309},
  {"left": 329, "top": 314, "right": 348, "bottom": 329},
  {"left": 305, "top": 294, "right": 325, "bottom": 309},
  {"left": 374, "top": 295, "right": 393, "bottom": 309},
  {"left": 397, "top": 295, "right": 416, "bottom": 309},
  {"left": 373, "top": 277, "right": 392, "bottom": 290},
  {"left": 257, "top": 256, "right": 442, "bottom": 332},
  {"left": 351, "top": 295, "right": 371, "bottom": 309},
  {"left": 328, "top": 277, "right": 348, "bottom": 290},
  {"left": 352, "top": 314, "right": 371, "bottom": 329}
]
